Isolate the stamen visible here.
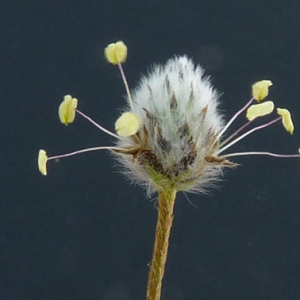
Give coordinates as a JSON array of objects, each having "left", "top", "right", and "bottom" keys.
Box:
[
  {"left": 217, "top": 116, "right": 281, "bottom": 155},
  {"left": 118, "top": 62, "right": 134, "bottom": 110},
  {"left": 75, "top": 109, "right": 121, "bottom": 139},
  {"left": 223, "top": 151, "right": 300, "bottom": 159},
  {"left": 216, "top": 97, "right": 254, "bottom": 141},
  {"left": 48, "top": 146, "right": 125, "bottom": 161},
  {"left": 220, "top": 119, "right": 252, "bottom": 147}
]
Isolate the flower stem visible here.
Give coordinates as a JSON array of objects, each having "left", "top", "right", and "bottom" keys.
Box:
[{"left": 146, "top": 188, "right": 177, "bottom": 300}]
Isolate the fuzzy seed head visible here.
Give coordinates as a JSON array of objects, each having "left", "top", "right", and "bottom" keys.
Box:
[{"left": 114, "top": 56, "right": 232, "bottom": 194}]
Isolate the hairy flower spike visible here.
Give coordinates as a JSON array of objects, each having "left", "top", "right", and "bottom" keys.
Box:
[
  {"left": 114, "top": 56, "right": 228, "bottom": 194},
  {"left": 38, "top": 149, "right": 48, "bottom": 175},
  {"left": 277, "top": 108, "right": 294, "bottom": 134},
  {"left": 246, "top": 101, "right": 274, "bottom": 121},
  {"left": 58, "top": 95, "right": 78, "bottom": 125},
  {"left": 104, "top": 41, "right": 127, "bottom": 65},
  {"left": 252, "top": 80, "right": 273, "bottom": 101}
]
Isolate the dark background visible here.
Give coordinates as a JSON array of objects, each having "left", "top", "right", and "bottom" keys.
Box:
[{"left": 1, "top": 1, "right": 300, "bottom": 299}]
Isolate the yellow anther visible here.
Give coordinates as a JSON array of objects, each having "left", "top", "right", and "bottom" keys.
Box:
[
  {"left": 115, "top": 112, "right": 140, "bottom": 137},
  {"left": 246, "top": 101, "right": 274, "bottom": 121},
  {"left": 252, "top": 80, "right": 273, "bottom": 102},
  {"left": 58, "top": 95, "right": 78, "bottom": 125},
  {"left": 277, "top": 108, "right": 294, "bottom": 134},
  {"left": 38, "top": 149, "right": 48, "bottom": 176},
  {"left": 104, "top": 41, "right": 127, "bottom": 65}
]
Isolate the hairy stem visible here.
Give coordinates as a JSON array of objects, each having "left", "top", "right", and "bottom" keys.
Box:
[{"left": 146, "top": 188, "right": 177, "bottom": 300}]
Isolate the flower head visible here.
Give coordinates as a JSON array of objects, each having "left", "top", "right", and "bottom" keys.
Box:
[{"left": 113, "top": 56, "right": 231, "bottom": 194}]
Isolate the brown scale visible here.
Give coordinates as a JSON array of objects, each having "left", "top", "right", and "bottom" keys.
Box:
[
  {"left": 178, "top": 119, "right": 189, "bottom": 139},
  {"left": 156, "top": 125, "right": 171, "bottom": 152},
  {"left": 185, "top": 136, "right": 195, "bottom": 150},
  {"left": 147, "top": 84, "right": 153, "bottom": 102},
  {"left": 189, "top": 81, "right": 194, "bottom": 100},
  {"left": 194, "top": 105, "right": 208, "bottom": 132},
  {"left": 164, "top": 75, "right": 170, "bottom": 92},
  {"left": 205, "top": 155, "right": 236, "bottom": 166},
  {"left": 178, "top": 69, "right": 184, "bottom": 79},
  {"left": 179, "top": 145, "right": 197, "bottom": 170},
  {"left": 166, "top": 142, "right": 197, "bottom": 176},
  {"left": 206, "top": 131, "right": 222, "bottom": 153},
  {"left": 143, "top": 107, "right": 156, "bottom": 123},
  {"left": 170, "top": 91, "right": 178, "bottom": 109},
  {"left": 142, "top": 107, "right": 158, "bottom": 138},
  {"left": 201, "top": 105, "right": 208, "bottom": 119},
  {"left": 138, "top": 150, "right": 166, "bottom": 175}
]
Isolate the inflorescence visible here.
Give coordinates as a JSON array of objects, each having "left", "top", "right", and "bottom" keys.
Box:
[{"left": 38, "top": 41, "right": 300, "bottom": 195}]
